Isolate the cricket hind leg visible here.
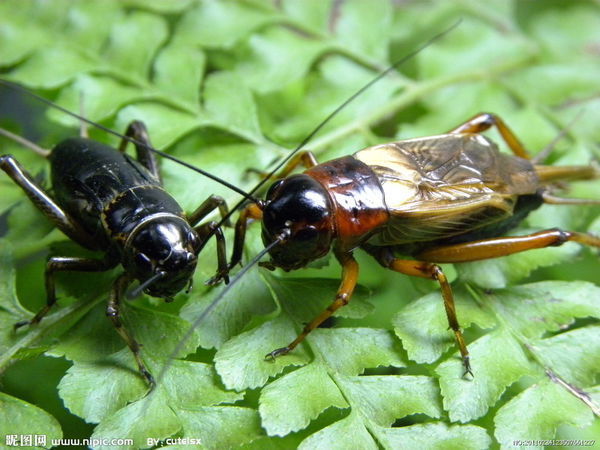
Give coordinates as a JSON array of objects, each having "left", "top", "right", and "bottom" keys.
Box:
[
  {"left": 118, "top": 121, "right": 161, "bottom": 182},
  {"left": 363, "top": 244, "right": 473, "bottom": 377},
  {"left": 415, "top": 228, "right": 600, "bottom": 263},
  {"left": 0, "top": 154, "right": 96, "bottom": 248},
  {"left": 447, "top": 112, "right": 530, "bottom": 159}
]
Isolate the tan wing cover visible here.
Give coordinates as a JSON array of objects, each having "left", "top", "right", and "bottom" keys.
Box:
[{"left": 353, "top": 134, "right": 539, "bottom": 245}]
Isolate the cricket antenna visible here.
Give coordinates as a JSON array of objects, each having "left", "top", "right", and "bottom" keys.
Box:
[
  {"left": 248, "top": 18, "right": 462, "bottom": 197},
  {"left": 532, "top": 109, "right": 586, "bottom": 164},
  {"left": 210, "top": 19, "right": 463, "bottom": 233},
  {"left": 0, "top": 79, "right": 258, "bottom": 203}
]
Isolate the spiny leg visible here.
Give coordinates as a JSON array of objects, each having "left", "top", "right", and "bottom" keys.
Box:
[
  {"left": 195, "top": 221, "right": 229, "bottom": 285},
  {"left": 266, "top": 252, "right": 359, "bottom": 359},
  {"left": 228, "top": 203, "right": 264, "bottom": 270},
  {"left": 365, "top": 245, "right": 472, "bottom": 377},
  {"left": 1, "top": 155, "right": 95, "bottom": 248},
  {"left": 107, "top": 273, "right": 155, "bottom": 388},
  {"left": 534, "top": 163, "right": 599, "bottom": 201},
  {"left": 186, "top": 195, "right": 233, "bottom": 285},
  {"left": 447, "top": 112, "right": 530, "bottom": 159},
  {"left": 534, "top": 164, "right": 599, "bottom": 184},
  {"left": 246, "top": 150, "right": 318, "bottom": 180},
  {"left": 118, "top": 120, "right": 161, "bottom": 182},
  {"left": 409, "top": 229, "right": 600, "bottom": 374},
  {"left": 416, "top": 228, "right": 600, "bottom": 263},
  {"left": 15, "top": 255, "right": 117, "bottom": 328},
  {"left": 541, "top": 192, "right": 600, "bottom": 205}
]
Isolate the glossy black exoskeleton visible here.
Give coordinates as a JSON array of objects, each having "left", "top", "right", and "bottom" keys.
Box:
[{"left": 1, "top": 121, "right": 231, "bottom": 387}]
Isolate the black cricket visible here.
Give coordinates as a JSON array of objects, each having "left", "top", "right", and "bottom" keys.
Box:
[{"left": 1, "top": 120, "right": 232, "bottom": 387}]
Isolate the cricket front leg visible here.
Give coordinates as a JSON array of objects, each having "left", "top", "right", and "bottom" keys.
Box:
[
  {"left": 196, "top": 221, "right": 229, "bottom": 286},
  {"left": 106, "top": 273, "right": 155, "bottom": 388},
  {"left": 266, "top": 252, "right": 359, "bottom": 359},
  {"left": 227, "top": 203, "right": 264, "bottom": 270}
]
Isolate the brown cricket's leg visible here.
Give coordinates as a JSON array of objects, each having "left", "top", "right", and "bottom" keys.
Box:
[
  {"left": 246, "top": 151, "right": 318, "bottom": 179},
  {"left": 188, "top": 195, "right": 231, "bottom": 227},
  {"left": 266, "top": 252, "right": 359, "bottom": 359},
  {"left": 118, "top": 121, "right": 161, "bottom": 182},
  {"left": 106, "top": 273, "right": 155, "bottom": 388},
  {"left": 0, "top": 155, "right": 95, "bottom": 248},
  {"left": 447, "top": 112, "right": 530, "bottom": 159},
  {"left": 195, "top": 221, "right": 229, "bottom": 286},
  {"left": 15, "top": 255, "right": 118, "bottom": 329},
  {"left": 541, "top": 192, "right": 600, "bottom": 205},
  {"left": 415, "top": 228, "right": 600, "bottom": 263},
  {"left": 227, "top": 203, "right": 264, "bottom": 270},
  {"left": 364, "top": 245, "right": 472, "bottom": 377},
  {"left": 534, "top": 165, "right": 599, "bottom": 184}
]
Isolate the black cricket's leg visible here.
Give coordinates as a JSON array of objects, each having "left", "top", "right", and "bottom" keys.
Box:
[
  {"left": 186, "top": 195, "right": 232, "bottom": 286},
  {"left": 0, "top": 155, "right": 95, "bottom": 248},
  {"left": 188, "top": 195, "right": 231, "bottom": 227},
  {"left": 107, "top": 273, "right": 155, "bottom": 388},
  {"left": 364, "top": 245, "right": 472, "bottom": 378},
  {"left": 195, "top": 221, "right": 229, "bottom": 286},
  {"left": 447, "top": 112, "right": 530, "bottom": 159},
  {"left": 118, "top": 121, "right": 161, "bottom": 182},
  {"left": 228, "top": 203, "right": 264, "bottom": 270},
  {"left": 15, "top": 255, "right": 118, "bottom": 328}
]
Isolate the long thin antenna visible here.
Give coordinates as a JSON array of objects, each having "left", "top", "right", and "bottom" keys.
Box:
[
  {"left": 0, "top": 79, "right": 258, "bottom": 202},
  {"left": 209, "top": 19, "right": 463, "bottom": 234},
  {"left": 247, "top": 19, "right": 462, "bottom": 197},
  {"left": 532, "top": 109, "right": 585, "bottom": 164}
]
